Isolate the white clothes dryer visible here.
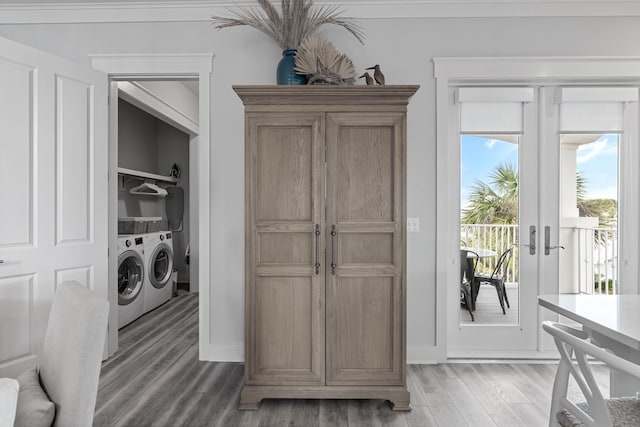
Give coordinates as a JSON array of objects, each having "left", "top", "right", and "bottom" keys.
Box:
[
  {"left": 117, "top": 234, "right": 145, "bottom": 328},
  {"left": 143, "top": 231, "right": 174, "bottom": 314}
]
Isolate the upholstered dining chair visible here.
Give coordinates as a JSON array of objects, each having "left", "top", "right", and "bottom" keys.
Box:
[
  {"left": 542, "top": 321, "right": 640, "bottom": 427},
  {"left": 13, "top": 281, "right": 109, "bottom": 427}
]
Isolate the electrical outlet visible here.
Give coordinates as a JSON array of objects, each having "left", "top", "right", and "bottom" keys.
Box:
[{"left": 407, "top": 217, "right": 420, "bottom": 232}]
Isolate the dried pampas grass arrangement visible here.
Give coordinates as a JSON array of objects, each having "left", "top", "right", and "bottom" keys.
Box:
[
  {"left": 294, "top": 37, "right": 356, "bottom": 85},
  {"left": 211, "top": 0, "right": 364, "bottom": 50}
]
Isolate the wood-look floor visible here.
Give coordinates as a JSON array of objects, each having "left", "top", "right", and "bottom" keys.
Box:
[
  {"left": 95, "top": 292, "right": 609, "bottom": 427},
  {"left": 461, "top": 284, "right": 519, "bottom": 324}
]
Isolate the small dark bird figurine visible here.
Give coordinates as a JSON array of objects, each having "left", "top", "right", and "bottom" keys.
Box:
[
  {"left": 359, "top": 72, "right": 374, "bottom": 86},
  {"left": 366, "top": 64, "right": 385, "bottom": 85}
]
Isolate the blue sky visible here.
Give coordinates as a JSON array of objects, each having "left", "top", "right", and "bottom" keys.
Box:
[{"left": 460, "top": 134, "right": 619, "bottom": 208}]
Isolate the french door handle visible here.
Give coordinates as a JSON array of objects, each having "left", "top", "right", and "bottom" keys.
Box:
[
  {"left": 330, "top": 225, "right": 337, "bottom": 275},
  {"left": 544, "top": 226, "right": 565, "bottom": 256},
  {"left": 519, "top": 225, "right": 536, "bottom": 255},
  {"left": 314, "top": 224, "right": 320, "bottom": 275}
]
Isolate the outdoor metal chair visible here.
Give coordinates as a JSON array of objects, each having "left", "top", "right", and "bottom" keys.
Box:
[
  {"left": 460, "top": 249, "right": 479, "bottom": 321},
  {"left": 473, "top": 245, "right": 514, "bottom": 314}
]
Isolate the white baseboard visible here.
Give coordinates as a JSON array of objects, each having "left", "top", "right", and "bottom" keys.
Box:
[
  {"left": 199, "top": 342, "right": 243, "bottom": 362},
  {"left": 199, "top": 343, "right": 445, "bottom": 364},
  {"left": 447, "top": 349, "right": 559, "bottom": 360},
  {"left": 407, "top": 345, "right": 444, "bottom": 364},
  {"left": 197, "top": 343, "right": 556, "bottom": 364}
]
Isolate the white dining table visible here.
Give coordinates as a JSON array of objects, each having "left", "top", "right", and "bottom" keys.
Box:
[{"left": 538, "top": 294, "right": 640, "bottom": 397}]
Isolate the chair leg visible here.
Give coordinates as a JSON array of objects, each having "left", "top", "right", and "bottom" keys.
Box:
[
  {"left": 493, "top": 282, "right": 506, "bottom": 314},
  {"left": 501, "top": 281, "right": 510, "bottom": 308},
  {"left": 470, "top": 278, "right": 479, "bottom": 311},
  {"left": 461, "top": 285, "right": 474, "bottom": 321}
]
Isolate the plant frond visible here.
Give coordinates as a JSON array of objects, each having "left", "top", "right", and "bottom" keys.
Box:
[
  {"left": 294, "top": 36, "right": 356, "bottom": 84},
  {"left": 211, "top": 0, "right": 365, "bottom": 50}
]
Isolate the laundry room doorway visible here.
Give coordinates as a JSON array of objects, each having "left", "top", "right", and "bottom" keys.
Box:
[
  {"left": 115, "top": 79, "right": 196, "bottom": 334},
  {"left": 91, "top": 54, "right": 212, "bottom": 358}
]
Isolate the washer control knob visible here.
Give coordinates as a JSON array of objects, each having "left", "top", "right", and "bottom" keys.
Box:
[
  {"left": 160, "top": 234, "right": 165, "bottom": 241},
  {"left": 126, "top": 240, "right": 132, "bottom": 247}
]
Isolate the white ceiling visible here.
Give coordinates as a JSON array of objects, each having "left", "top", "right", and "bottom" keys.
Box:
[{"left": 0, "top": 0, "right": 639, "bottom": 24}]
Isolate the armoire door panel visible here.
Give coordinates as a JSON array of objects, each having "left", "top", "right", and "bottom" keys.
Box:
[
  {"left": 249, "top": 275, "right": 324, "bottom": 386},
  {"left": 339, "top": 232, "right": 394, "bottom": 265},
  {"left": 256, "top": 126, "right": 313, "bottom": 222},
  {"left": 338, "top": 276, "right": 394, "bottom": 370},
  {"left": 336, "top": 126, "right": 394, "bottom": 223},
  {"left": 326, "top": 113, "right": 405, "bottom": 386},
  {"left": 328, "top": 274, "right": 403, "bottom": 385},
  {"left": 258, "top": 231, "right": 313, "bottom": 265},
  {"left": 245, "top": 113, "right": 325, "bottom": 386},
  {"left": 254, "top": 277, "right": 315, "bottom": 372}
]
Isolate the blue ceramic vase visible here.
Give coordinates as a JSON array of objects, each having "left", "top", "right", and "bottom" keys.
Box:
[{"left": 276, "top": 49, "right": 308, "bottom": 85}]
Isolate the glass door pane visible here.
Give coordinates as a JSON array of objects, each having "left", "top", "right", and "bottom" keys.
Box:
[
  {"left": 559, "top": 134, "right": 619, "bottom": 295},
  {"left": 460, "top": 135, "right": 520, "bottom": 325}
]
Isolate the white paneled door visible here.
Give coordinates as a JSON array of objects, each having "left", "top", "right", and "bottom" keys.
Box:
[{"left": 0, "top": 36, "right": 108, "bottom": 377}]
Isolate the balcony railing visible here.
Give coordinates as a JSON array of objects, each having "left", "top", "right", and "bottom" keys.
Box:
[
  {"left": 573, "top": 227, "right": 618, "bottom": 294},
  {"left": 461, "top": 224, "right": 519, "bottom": 283},
  {"left": 461, "top": 224, "right": 618, "bottom": 294}
]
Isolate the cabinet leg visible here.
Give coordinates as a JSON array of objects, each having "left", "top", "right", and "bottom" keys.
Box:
[
  {"left": 239, "top": 388, "right": 262, "bottom": 411},
  {"left": 389, "top": 389, "right": 412, "bottom": 411}
]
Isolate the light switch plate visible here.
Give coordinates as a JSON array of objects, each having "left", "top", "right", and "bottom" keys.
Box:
[{"left": 407, "top": 217, "right": 420, "bottom": 232}]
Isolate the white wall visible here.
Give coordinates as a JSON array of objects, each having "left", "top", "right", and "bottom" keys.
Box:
[{"left": 3, "top": 16, "right": 640, "bottom": 361}]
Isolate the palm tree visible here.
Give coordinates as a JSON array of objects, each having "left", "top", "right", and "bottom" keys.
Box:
[
  {"left": 463, "top": 166, "right": 593, "bottom": 225},
  {"left": 462, "top": 163, "right": 518, "bottom": 224}
]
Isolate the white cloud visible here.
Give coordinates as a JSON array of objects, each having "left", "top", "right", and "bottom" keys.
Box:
[
  {"left": 485, "top": 139, "right": 498, "bottom": 149},
  {"left": 576, "top": 138, "right": 617, "bottom": 164}
]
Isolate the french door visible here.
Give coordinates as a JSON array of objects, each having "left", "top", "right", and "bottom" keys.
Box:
[
  {"left": 448, "top": 87, "right": 540, "bottom": 354},
  {"left": 447, "top": 85, "right": 638, "bottom": 356}
]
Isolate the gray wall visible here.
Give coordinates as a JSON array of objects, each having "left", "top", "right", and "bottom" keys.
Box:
[
  {"left": 118, "top": 98, "right": 191, "bottom": 283},
  {"left": 118, "top": 99, "right": 165, "bottom": 219},
  {"left": 157, "top": 120, "right": 190, "bottom": 283},
  {"left": 3, "top": 16, "right": 640, "bottom": 360}
]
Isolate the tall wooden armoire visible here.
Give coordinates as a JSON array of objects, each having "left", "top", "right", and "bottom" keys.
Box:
[{"left": 234, "top": 85, "right": 419, "bottom": 411}]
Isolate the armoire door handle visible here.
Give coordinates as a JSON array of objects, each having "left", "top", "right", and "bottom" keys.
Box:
[
  {"left": 331, "top": 225, "right": 337, "bottom": 275},
  {"left": 314, "top": 224, "right": 320, "bottom": 275}
]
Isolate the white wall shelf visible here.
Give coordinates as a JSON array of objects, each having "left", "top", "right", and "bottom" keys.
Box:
[{"left": 117, "top": 167, "right": 177, "bottom": 184}]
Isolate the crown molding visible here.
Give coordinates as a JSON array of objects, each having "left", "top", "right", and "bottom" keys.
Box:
[{"left": 1, "top": 0, "right": 640, "bottom": 24}]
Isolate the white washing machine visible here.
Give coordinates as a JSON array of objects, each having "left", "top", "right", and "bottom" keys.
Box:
[
  {"left": 117, "top": 234, "right": 146, "bottom": 328},
  {"left": 143, "top": 231, "right": 174, "bottom": 314}
]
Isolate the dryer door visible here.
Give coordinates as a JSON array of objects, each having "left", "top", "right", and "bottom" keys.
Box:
[
  {"left": 149, "top": 243, "right": 173, "bottom": 289},
  {"left": 118, "top": 250, "right": 145, "bottom": 305}
]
